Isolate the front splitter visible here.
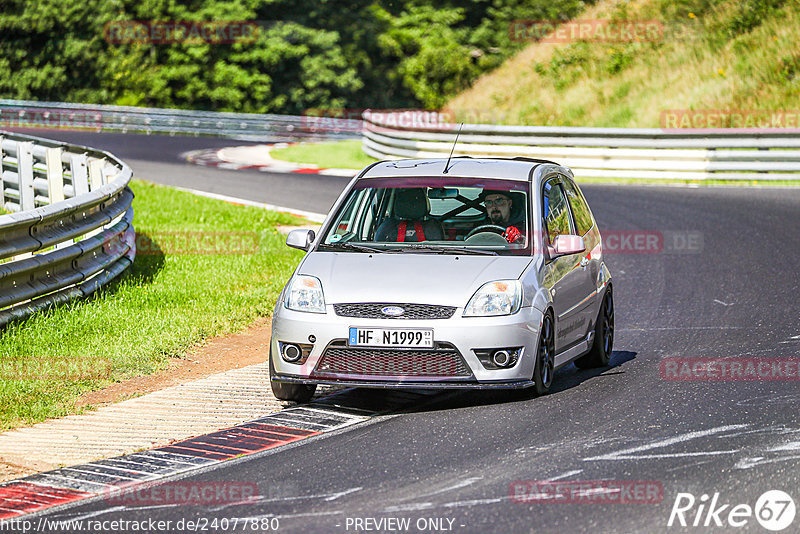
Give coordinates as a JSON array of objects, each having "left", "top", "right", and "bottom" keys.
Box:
[{"left": 273, "top": 375, "right": 537, "bottom": 390}]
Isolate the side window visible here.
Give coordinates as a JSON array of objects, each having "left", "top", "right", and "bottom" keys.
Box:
[
  {"left": 543, "top": 180, "right": 572, "bottom": 244},
  {"left": 326, "top": 188, "right": 374, "bottom": 243},
  {"left": 562, "top": 179, "right": 594, "bottom": 236},
  {"left": 327, "top": 190, "right": 362, "bottom": 242}
]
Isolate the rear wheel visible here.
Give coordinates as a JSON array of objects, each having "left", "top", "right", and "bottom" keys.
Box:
[
  {"left": 532, "top": 312, "right": 555, "bottom": 396},
  {"left": 575, "top": 288, "right": 614, "bottom": 369},
  {"left": 269, "top": 350, "right": 317, "bottom": 403}
]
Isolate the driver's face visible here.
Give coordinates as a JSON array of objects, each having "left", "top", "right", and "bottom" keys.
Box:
[{"left": 485, "top": 194, "right": 511, "bottom": 225}]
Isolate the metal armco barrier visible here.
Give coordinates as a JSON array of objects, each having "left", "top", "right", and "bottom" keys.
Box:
[
  {"left": 0, "top": 131, "right": 135, "bottom": 326},
  {"left": 0, "top": 99, "right": 359, "bottom": 141},
  {"left": 362, "top": 111, "right": 800, "bottom": 180}
]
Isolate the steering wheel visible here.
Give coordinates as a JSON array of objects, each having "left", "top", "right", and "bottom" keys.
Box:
[{"left": 466, "top": 224, "right": 507, "bottom": 239}]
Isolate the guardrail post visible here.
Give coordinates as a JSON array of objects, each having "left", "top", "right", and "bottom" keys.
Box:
[
  {"left": 70, "top": 154, "right": 89, "bottom": 196},
  {"left": 46, "top": 147, "right": 65, "bottom": 203},
  {"left": 17, "top": 141, "right": 35, "bottom": 211},
  {"left": 88, "top": 158, "right": 106, "bottom": 190}
]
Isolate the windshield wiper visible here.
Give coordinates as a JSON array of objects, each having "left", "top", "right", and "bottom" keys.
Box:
[
  {"left": 318, "top": 242, "right": 398, "bottom": 253},
  {"left": 397, "top": 244, "right": 498, "bottom": 256}
]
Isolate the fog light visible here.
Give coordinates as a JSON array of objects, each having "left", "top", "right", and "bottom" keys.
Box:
[
  {"left": 492, "top": 350, "right": 512, "bottom": 367},
  {"left": 281, "top": 343, "right": 302, "bottom": 363},
  {"left": 474, "top": 347, "right": 523, "bottom": 370}
]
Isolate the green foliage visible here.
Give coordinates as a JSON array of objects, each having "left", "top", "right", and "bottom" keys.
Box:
[
  {"left": 0, "top": 0, "right": 594, "bottom": 113},
  {"left": 721, "top": 0, "right": 787, "bottom": 37},
  {"left": 777, "top": 53, "right": 800, "bottom": 84}
]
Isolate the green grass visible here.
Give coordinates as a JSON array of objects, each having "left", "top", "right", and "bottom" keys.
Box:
[
  {"left": 270, "top": 140, "right": 379, "bottom": 170},
  {"left": 0, "top": 179, "right": 306, "bottom": 430},
  {"left": 448, "top": 0, "right": 800, "bottom": 128}
]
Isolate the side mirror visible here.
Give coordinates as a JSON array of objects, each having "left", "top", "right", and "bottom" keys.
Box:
[
  {"left": 552, "top": 234, "right": 586, "bottom": 257},
  {"left": 286, "top": 229, "right": 316, "bottom": 251}
]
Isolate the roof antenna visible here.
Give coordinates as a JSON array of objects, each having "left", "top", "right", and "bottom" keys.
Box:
[{"left": 443, "top": 123, "right": 463, "bottom": 174}]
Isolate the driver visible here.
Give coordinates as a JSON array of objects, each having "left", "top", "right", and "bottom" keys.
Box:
[{"left": 480, "top": 190, "right": 525, "bottom": 244}]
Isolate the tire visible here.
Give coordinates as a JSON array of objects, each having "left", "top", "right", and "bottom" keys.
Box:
[
  {"left": 532, "top": 312, "right": 555, "bottom": 396},
  {"left": 269, "top": 350, "right": 317, "bottom": 403},
  {"left": 574, "top": 288, "right": 614, "bottom": 369}
]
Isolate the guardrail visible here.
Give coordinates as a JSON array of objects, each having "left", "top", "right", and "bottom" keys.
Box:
[
  {"left": 0, "top": 99, "right": 360, "bottom": 141},
  {"left": 0, "top": 131, "right": 135, "bottom": 326},
  {"left": 362, "top": 111, "right": 800, "bottom": 181}
]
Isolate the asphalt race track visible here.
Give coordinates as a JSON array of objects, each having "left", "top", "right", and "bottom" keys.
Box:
[
  {"left": 5, "top": 128, "right": 351, "bottom": 214},
  {"left": 11, "top": 131, "right": 800, "bottom": 533}
]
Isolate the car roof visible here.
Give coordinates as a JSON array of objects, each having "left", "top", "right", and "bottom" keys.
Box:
[{"left": 359, "top": 157, "right": 562, "bottom": 182}]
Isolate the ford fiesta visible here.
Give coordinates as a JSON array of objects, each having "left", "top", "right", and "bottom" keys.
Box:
[{"left": 269, "top": 157, "right": 613, "bottom": 402}]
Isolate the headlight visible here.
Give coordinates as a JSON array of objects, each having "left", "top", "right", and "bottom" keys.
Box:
[
  {"left": 464, "top": 280, "right": 522, "bottom": 317},
  {"left": 285, "top": 275, "right": 326, "bottom": 313}
]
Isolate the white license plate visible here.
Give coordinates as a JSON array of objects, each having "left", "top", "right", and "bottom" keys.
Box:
[{"left": 348, "top": 327, "right": 433, "bottom": 348}]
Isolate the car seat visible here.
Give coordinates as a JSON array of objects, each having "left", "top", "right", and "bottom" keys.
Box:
[{"left": 374, "top": 188, "right": 445, "bottom": 242}]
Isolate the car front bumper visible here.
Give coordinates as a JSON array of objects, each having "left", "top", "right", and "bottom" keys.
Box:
[{"left": 270, "top": 304, "right": 544, "bottom": 387}]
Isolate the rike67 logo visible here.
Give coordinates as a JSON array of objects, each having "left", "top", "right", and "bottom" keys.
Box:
[{"left": 668, "top": 490, "right": 796, "bottom": 531}]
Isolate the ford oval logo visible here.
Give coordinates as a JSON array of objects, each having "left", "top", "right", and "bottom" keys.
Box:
[{"left": 381, "top": 306, "right": 405, "bottom": 317}]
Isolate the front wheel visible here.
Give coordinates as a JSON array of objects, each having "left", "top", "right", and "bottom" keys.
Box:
[
  {"left": 575, "top": 288, "right": 614, "bottom": 369},
  {"left": 269, "top": 351, "right": 317, "bottom": 403},
  {"left": 532, "top": 312, "right": 555, "bottom": 396}
]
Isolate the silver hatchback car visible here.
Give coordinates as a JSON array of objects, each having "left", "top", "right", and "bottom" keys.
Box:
[{"left": 269, "top": 157, "right": 613, "bottom": 402}]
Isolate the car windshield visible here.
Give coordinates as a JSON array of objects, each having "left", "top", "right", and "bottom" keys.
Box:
[{"left": 319, "top": 176, "right": 532, "bottom": 256}]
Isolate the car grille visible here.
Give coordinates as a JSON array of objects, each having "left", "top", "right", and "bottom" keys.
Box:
[
  {"left": 333, "top": 303, "right": 456, "bottom": 320},
  {"left": 311, "top": 341, "right": 472, "bottom": 379}
]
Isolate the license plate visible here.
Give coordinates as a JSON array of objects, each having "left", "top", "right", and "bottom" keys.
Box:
[{"left": 348, "top": 327, "right": 433, "bottom": 348}]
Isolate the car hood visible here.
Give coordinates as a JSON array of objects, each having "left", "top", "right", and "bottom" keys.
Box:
[{"left": 298, "top": 252, "right": 533, "bottom": 306}]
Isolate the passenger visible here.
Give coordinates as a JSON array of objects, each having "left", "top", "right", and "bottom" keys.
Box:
[{"left": 480, "top": 190, "right": 525, "bottom": 244}]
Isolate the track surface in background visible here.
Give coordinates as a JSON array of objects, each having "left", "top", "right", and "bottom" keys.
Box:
[
  {"left": 8, "top": 130, "right": 800, "bottom": 533},
  {"left": 5, "top": 128, "right": 350, "bottom": 214}
]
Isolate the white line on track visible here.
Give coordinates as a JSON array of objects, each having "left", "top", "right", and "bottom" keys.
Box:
[
  {"left": 417, "top": 477, "right": 483, "bottom": 498},
  {"left": 546, "top": 469, "right": 583, "bottom": 481},
  {"left": 619, "top": 326, "right": 746, "bottom": 331},
  {"left": 383, "top": 503, "right": 436, "bottom": 512},
  {"left": 735, "top": 454, "right": 800, "bottom": 470},
  {"left": 583, "top": 424, "right": 748, "bottom": 461},
  {"left": 442, "top": 497, "right": 507, "bottom": 508}
]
